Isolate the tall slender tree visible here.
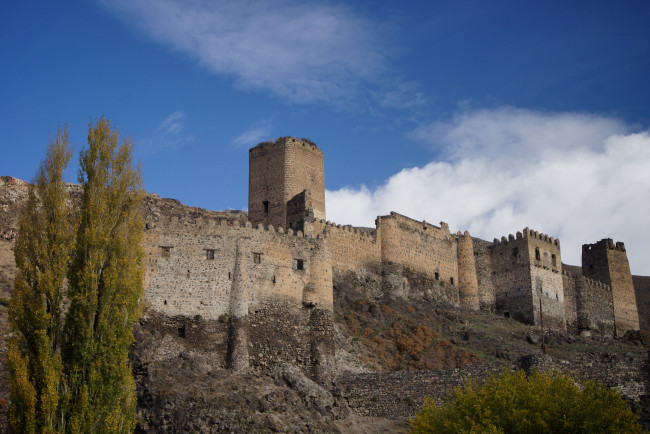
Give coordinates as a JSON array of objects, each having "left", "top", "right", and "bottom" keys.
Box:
[
  {"left": 62, "top": 116, "right": 144, "bottom": 432},
  {"left": 8, "top": 127, "right": 74, "bottom": 433}
]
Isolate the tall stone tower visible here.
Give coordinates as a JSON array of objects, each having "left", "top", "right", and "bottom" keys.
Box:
[
  {"left": 582, "top": 239, "right": 639, "bottom": 336},
  {"left": 456, "top": 231, "right": 480, "bottom": 310},
  {"left": 248, "top": 137, "right": 325, "bottom": 230}
]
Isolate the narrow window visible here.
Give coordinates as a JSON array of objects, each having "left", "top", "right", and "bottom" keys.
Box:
[
  {"left": 295, "top": 259, "right": 305, "bottom": 270},
  {"left": 535, "top": 247, "right": 541, "bottom": 261},
  {"left": 450, "top": 277, "right": 454, "bottom": 285},
  {"left": 434, "top": 272, "right": 440, "bottom": 281},
  {"left": 228, "top": 271, "right": 232, "bottom": 280},
  {"left": 551, "top": 254, "right": 557, "bottom": 267},
  {"left": 253, "top": 253, "right": 262, "bottom": 264},
  {"left": 161, "top": 246, "right": 172, "bottom": 258},
  {"left": 263, "top": 201, "right": 269, "bottom": 216},
  {"left": 272, "top": 275, "right": 276, "bottom": 284},
  {"left": 206, "top": 249, "right": 215, "bottom": 260}
]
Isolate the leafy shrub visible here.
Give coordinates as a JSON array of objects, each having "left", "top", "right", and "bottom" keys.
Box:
[{"left": 410, "top": 369, "right": 644, "bottom": 433}]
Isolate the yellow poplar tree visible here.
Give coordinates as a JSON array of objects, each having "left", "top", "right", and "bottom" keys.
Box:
[
  {"left": 62, "top": 116, "right": 144, "bottom": 432},
  {"left": 8, "top": 127, "right": 74, "bottom": 433}
]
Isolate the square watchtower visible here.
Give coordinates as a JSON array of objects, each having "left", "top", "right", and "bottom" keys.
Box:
[{"left": 248, "top": 137, "right": 325, "bottom": 230}]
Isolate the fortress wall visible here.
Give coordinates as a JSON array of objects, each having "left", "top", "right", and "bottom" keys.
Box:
[
  {"left": 456, "top": 231, "right": 480, "bottom": 310},
  {"left": 377, "top": 212, "right": 458, "bottom": 285},
  {"left": 562, "top": 271, "right": 578, "bottom": 333},
  {"left": 583, "top": 239, "right": 639, "bottom": 336},
  {"left": 144, "top": 217, "right": 330, "bottom": 320},
  {"left": 321, "top": 220, "right": 381, "bottom": 273},
  {"left": 574, "top": 275, "right": 615, "bottom": 336},
  {"left": 472, "top": 238, "right": 497, "bottom": 311},
  {"left": 490, "top": 236, "right": 535, "bottom": 324}
]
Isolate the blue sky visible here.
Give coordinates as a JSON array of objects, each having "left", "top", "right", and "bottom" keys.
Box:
[{"left": 2, "top": 0, "right": 650, "bottom": 274}]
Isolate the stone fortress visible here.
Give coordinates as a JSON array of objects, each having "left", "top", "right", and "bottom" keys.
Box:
[{"left": 141, "top": 136, "right": 640, "bottom": 380}]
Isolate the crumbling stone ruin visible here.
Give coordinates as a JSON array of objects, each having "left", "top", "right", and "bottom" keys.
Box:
[{"left": 141, "top": 136, "right": 641, "bottom": 386}]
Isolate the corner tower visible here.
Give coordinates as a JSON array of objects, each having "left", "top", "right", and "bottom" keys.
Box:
[
  {"left": 248, "top": 137, "right": 325, "bottom": 229},
  {"left": 582, "top": 239, "right": 639, "bottom": 336}
]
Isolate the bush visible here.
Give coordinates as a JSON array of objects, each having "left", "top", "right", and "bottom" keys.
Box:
[{"left": 410, "top": 370, "right": 644, "bottom": 433}]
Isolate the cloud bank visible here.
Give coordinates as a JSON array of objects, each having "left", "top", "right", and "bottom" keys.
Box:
[
  {"left": 137, "top": 111, "right": 193, "bottom": 155},
  {"left": 99, "top": 0, "right": 387, "bottom": 105},
  {"left": 326, "top": 108, "right": 650, "bottom": 274}
]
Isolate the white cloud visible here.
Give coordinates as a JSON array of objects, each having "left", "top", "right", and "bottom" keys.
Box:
[
  {"left": 232, "top": 120, "right": 273, "bottom": 148},
  {"left": 98, "top": 0, "right": 387, "bottom": 105},
  {"left": 326, "top": 108, "right": 650, "bottom": 275},
  {"left": 138, "top": 111, "right": 193, "bottom": 154}
]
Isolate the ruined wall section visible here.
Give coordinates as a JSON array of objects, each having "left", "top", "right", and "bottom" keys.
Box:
[
  {"left": 583, "top": 239, "right": 639, "bottom": 336},
  {"left": 377, "top": 212, "right": 458, "bottom": 285}
]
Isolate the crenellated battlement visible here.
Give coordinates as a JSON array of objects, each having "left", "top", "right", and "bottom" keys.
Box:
[
  {"left": 583, "top": 238, "right": 626, "bottom": 253},
  {"left": 492, "top": 228, "right": 560, "bottom": 247},
  {"left": 152, "top": 215, "right": 317, "bottom": 240}
]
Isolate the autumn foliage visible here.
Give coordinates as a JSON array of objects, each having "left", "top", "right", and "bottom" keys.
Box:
[
  {"left": 8, "top": 117, "right": 144, "bottom": 432},
  {"left": 410, "top": 369, "right": 645, "bottom": 433}
]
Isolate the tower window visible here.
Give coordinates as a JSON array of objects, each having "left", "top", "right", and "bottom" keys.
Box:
[
  {"left": 295, "top": 259, "right": 305, "bottom": 270},
  {"left": 551, "top": 254, "right": 557, "bottom": 267},
  {"left": 450, "top": 277, "right": 454, "bottom": 285},
  {"left": 206, "top": 249, "right": 215, "bottom": 260},
  {"left": 435, "top": 272, "right": 440, "bottom": 280},
  {"left": 253, "top": 253, "right": 262, "bottom": 264},
  {"left": 535, "top": 247, "right": 541, "bottom": 261},
  {"left": 263, "top": 201, "right": 269, "bottom": 216},
  {"left": 160, "top": 246, "right": 172, "bottom": 258}
]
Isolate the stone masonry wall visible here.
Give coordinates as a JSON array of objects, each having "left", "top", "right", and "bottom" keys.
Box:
[
  {"left": 377, "top": 212, "right": 458, "bottom": 287},
  {"left": 472, "top": 238, "right": 497, "bottom": 311},
  {"left": 248, "top": 140, "right": 286, "bottom": 228},
  {"left": 583, "top": 239, "right": 640, "bottom": 336},
  {"left": 321, "top": 221, "right": 381, "bottom": 273},
  {"left": 456, "top": 231, "right": 480, "bottom": 310},
  {"left": 144, "top": 216, "right": 333, "bottom": 320}
]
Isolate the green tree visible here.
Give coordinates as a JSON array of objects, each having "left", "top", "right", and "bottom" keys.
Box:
[
  {"left": 410, "top": 369, "right": 645, "bottom": 434},
  {"left": 8, "top": 127, "right": 74, "bottom": 433},
  {"left": 62, "top": 116, "right": 144, "bottom": 432}
]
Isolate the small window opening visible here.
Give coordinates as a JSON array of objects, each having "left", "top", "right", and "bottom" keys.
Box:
[
  {"left": 556, "top": 293, "right": 559, "bottom": 301},
  {"left": 177, "top": 325, "right": 186, "bottom": 338},
  {"left": 253, "top": 253, "right": 262, "bottom": 264},
  {"left": 296, "top": 259, "right": 305, "bottom": 270},
  {"left": 228, "top": 271, "right": 232, "bottom": 280},
  {"left": 434, "top": 272, "right": 440, "bottom": 281},
  {"left": 535, "top": 247, "right": 541, "bottom": 261},
  {"left": 450, "top": 277, "right": 454, "bottom": 285},
  {"left": 504, "top": 312, "right": 510, "bottom": 318},
  {"left": 512, "top": 247, "right": 519, "bottom": 258},
  {"left": 272, "top": 275, "right": 276, "bottom": 284},
  {"left": 161, "top": 246, "right": 172, "bottom": 258},
  {"left": 163, "top": 299, "right": 167, "bottom": 305},
  {"left": 551, "top": 254, "right": 557, "bottom": 267},
  {"left": 263, "top": 201, "right": 269, "bottom": 216},
  {"left": 206, "top": 249, "right": 215, "bottom": 260}
]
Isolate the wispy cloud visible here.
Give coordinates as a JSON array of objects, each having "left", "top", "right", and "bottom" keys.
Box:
[
  {"left": 98, "top": 0, "right": 389, "bottom": 106},
  {"left": 232, "top": 120, "right": 273, "bottom": 148},
  {"left": 138, "top": 111, "right": 193, "bottom": 155},
  {"left": 326, "top": 108, "right": 650, "bottom": 274}
]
